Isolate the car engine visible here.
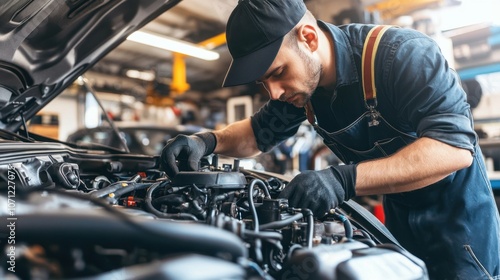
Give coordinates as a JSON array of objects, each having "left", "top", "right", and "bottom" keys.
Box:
[{"left": 0, "top": 151, "right": 428, "bottom": 280}]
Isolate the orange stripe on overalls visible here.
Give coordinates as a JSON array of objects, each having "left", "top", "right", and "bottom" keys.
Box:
[
  {"left": 305, "top": 25, "right": 392, "bottom": 127},
  {"left": 361, "top": 25, "right": 392, "bottom": 106}
]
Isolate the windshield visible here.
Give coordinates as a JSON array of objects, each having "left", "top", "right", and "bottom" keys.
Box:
[{"left": 25, "top": 77, "right": 130, "bottom": 153}]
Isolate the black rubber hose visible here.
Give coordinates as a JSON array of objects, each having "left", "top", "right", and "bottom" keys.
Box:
[
  {"left": 90, "top": 174, "right": 144, "bottom": 198},
  {"left": 152, "top": 194, "right": 185, "bottom": 206},
  {"left": 333, "top": 212, "right": 353, "bottom": 239},
  {"left": 90, "top": 181, "right": 133, "bottom": 198},
  {"left": 339, "top": 200, "right": 401, "bottom": 246},
  {"left": 248, "top": 179, "right": 264, "bottom": 263},
  {"left": 302, "top": 209, "right": 314, "bottom": 249},
  {"left": 12, "top": 210, "right": 246, "bottom": 261},
  {"left": 91, "top": 176, "right": 112, "bottom": 190},
  {"left": 259, "top": 213, "right": 304, "bottom": 231},
  {"left": 244, "top": 230, "right": 283, "bottom": 240},
  {"left": 145, "top": 182, "right": 198, "bottom": 221},
  {"left": 107, "top": 183, "right": 150, "bottom": 204},
  {"left": 241, "top": 170, "right": 271, "bottom": 198}
]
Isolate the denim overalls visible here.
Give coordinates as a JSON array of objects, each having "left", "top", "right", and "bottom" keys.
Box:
[
  {"left": 251, "top": 23, "right": 500, "bottom": 279},
  {"left": 306, "top": 66, "right": 500, "bottom": 280}
]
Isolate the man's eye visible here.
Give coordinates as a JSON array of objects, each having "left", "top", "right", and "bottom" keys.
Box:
[{"left": 273, "top": 70, "right": 283, "bottom": 78}]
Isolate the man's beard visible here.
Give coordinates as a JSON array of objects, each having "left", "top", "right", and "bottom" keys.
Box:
[{"left": 289, "top": 47, "right": 322, "bottom": 108}]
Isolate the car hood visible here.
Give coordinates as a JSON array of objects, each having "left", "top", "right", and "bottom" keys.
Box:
[{"left": 0, "top": 0, "right": 180, "bottom": 132}]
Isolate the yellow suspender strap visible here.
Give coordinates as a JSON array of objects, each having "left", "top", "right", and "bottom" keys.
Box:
[
  {"left": 361, "top": 25, "right": 392, "bottom": 106},
  {"left": 305, "top": 25, "right": 392, "bottom": 126}
]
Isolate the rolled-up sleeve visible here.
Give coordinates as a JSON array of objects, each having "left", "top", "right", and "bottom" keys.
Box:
[
  {"left": 387, "top": 35, "right": 476, "bottom": 153},
  {"left": 250, "top": 100, "right": 306, "bottom": 152}
]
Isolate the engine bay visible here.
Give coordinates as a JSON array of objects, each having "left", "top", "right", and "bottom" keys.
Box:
[{"left": 0, "top": 151, "right": 428, "bottom": 279}]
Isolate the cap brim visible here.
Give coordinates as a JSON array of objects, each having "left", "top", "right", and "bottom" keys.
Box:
[{"left": 222, "top": 37, "right": 284, "bottom": 87}]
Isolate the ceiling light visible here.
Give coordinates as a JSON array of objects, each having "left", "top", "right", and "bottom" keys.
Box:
[
  {"left": 126, "top": 69, "right": 155, "bottom": 81},
  {"left": 127, "top": 31, "right": 220, "bottom": 61}
]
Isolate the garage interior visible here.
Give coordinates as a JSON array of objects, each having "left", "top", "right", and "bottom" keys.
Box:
[
  {"left": 30, "top": 0, "right": 500, "bottom": 199},
  {"left": 2, "top": 0, "right": 500, "bottom": 279}
]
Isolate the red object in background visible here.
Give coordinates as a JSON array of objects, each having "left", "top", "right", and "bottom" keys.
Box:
[
  {"left": 126, "top": 196, "right": 137, "bottom": 207},
  {"left": 373, "top": 203, "right": 385, "bottom": 224},
  {"left": 171, "top": 106, "right": 182, "bottom": 116}
]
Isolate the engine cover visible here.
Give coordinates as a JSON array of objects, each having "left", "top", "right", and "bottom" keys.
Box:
[{"left": 171, "top": 171, "right": 247, "bottom": 189}]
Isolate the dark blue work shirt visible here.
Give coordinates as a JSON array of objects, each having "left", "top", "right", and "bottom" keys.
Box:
[
  {"left": 251, "top": 22, "right": 477, "bottom": 161},
  {"left": 250, "top": 23, "right": 500, "bottom": 279},
  {"left": 250, "top": 22, "right": 500, "bottom": 280}
]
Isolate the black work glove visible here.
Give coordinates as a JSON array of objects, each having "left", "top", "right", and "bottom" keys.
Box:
[
  {"left": 278, "top": 165, "right": 357, "bottom": 217},
  {"left": 160, "top": 132, "right": 217, "bottom": 178}
]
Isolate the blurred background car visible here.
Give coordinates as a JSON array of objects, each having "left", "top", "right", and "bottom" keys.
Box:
[{"left": 67, "top": 122, "right": 208, "bottom": 156}]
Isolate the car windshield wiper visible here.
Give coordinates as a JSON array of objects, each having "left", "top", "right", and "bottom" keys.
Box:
[
  {"left": 64, "top": 140, "right": 129, "bottom": 154},
  {"left": 0, "top": 128, "right": 127, "bottom": 154},
  {"left": 23, "top": 129, "right": 128, "bottom": 154},
  {"left": 0, "top": 127, "right": 34, "bottom": 142}
]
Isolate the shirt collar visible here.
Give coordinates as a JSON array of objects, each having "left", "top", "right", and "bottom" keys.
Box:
[{"left": 317, "top": 20, "right": 359, "bottom": 88}]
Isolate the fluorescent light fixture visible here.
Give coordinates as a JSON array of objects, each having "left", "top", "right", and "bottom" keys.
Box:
[
  {"left": 126, "top": 69, "right": 155, "bottom": 81},
  {"left": 440, "top": 0, "right": 498, "bottom": 31},
  {"left": 127, "top": 31, "right": 220, "bottom": 61}
]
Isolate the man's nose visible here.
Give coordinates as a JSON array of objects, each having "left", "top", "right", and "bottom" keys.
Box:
[{"left": 261, "top": 81, "right": 284, "bottom": 100}]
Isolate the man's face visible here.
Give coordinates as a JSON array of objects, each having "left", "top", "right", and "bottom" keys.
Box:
[{"left": 256, "top": 40, "right": 322, "bottom": 108}]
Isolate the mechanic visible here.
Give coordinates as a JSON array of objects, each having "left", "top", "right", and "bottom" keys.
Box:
[{"left": 160, "top": 0, "right": 500, "bottom": 279}]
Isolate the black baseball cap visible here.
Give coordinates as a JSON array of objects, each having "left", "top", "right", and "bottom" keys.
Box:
[{"left": 222, "top": 0, "right": 307, "bottom": 87}]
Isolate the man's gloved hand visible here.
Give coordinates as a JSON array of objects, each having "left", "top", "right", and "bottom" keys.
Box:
[
  {"left": 278, "top": 165, "right": 357, "bottom": 217},
  {"left": 160, "top": 132, "right": 217, "bottom": 178}
]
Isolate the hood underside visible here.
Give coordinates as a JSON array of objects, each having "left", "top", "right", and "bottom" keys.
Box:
[{"left": 0, "top": 0, "right": 180, "bottom": 131}]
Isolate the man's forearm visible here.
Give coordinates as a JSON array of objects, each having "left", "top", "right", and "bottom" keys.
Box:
[
  {"left": 355, "top": 137, "right": 473, "bottom": 196},
  {"left": 213, "top": 118, "right": 261, "bottom": 158}
]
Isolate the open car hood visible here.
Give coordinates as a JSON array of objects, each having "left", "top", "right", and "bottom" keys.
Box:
[{"left": 0, "top": 0, "right": 181, "bottom": 132}]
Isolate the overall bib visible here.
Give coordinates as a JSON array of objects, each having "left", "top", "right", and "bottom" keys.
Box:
[{"left": 305, "top": 26, "right": 500, "bottom": 280}]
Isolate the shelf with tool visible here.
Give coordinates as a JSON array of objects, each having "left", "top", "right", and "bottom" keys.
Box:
[{"left": 448, "top": 23, "right": 500, "bottom": 80}]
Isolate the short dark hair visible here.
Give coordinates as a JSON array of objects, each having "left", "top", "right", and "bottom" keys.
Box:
[
  {"left": 284, "top": 27, "right": 299, "bottom": 49},
  {"left": 283, "top": 10, "right": 315, "bottom": 50}
]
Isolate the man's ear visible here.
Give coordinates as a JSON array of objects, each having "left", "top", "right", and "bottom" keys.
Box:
[{"left": 297, "top": 24, "right": 319, "bottom": 52}]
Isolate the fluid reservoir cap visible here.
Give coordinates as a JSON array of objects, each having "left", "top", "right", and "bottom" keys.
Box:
[{"left": 172, "top": 171, "right": 247, "bottom": 189}]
